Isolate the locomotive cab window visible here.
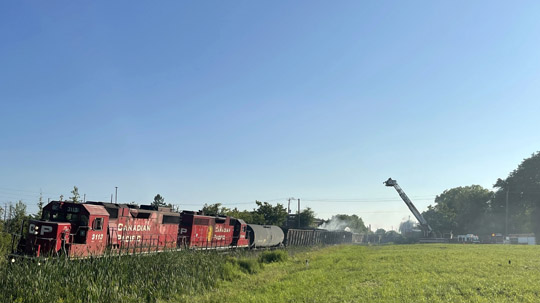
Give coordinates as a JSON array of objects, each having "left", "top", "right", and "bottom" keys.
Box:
[
  {"left": 80, "top": 215, "right": 89, "bottom": 226},
  {"left": 66, "top": 213, "right": 79, "bottom": 222},
  {"left": 93, "top": 218, "right": 103, "bottom": 231},
  {"left": 41, "top": 210, "right": 50, "bottom": 220},
  {"left": 51, "top": 212, "right": 66, "bottom": 221}
]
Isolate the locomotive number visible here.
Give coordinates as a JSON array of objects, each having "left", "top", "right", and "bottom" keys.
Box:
[
  {"left": 91, "top": 234, "right": 104, "bottom": 241},
  {"left": 67, "top": 207, "right": 80, "bottom": 213}
]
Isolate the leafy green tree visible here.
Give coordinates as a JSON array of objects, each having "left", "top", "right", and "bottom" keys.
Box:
[
  {"left": 383, "top": 230, "right": 401, "bottom": 243},
  {"left": 35, "top": 191, "right": 44, "bottom": 219},
  {"left": 202, "top": 203, "right": 230, "bottom": 216},
  {"left": 297, "top": 207, "right": 316, "bottom": 228},
  {"left": 422, "top": 185, "right": 492, "bottom": 235},
  {"left": 226, "top": 207, "right": 257, "bottom": 223},
  {"left": 201, "top": 201, "right": 288, "bottom": 225},
  {"left": 70, "top": 186, "right": 80, "bottom": 203},
  {"left": 0, "top": 208, "right": 10, "bottom": 258},
  {"left": 490, "top": 152, "right": 540, "bottom": 236},
  {"left": 375, "top": 228, "right": 386, "bottom": 235},
  {"left": 0, "top": 205, "right": 4, "bottom": 232},
  {"left": 422, "top": 205, "right": 456, "bottom": 235},
  {"left": 252, "top": 201, "right": 287, "bottom": 226},
  {"left": 6, "top": 201, "right": 28, "bottom": 234}
]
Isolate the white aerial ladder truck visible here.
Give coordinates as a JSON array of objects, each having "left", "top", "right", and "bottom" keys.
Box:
[{"left": 384, "top": 178, "right": 434, "bottom": 238}]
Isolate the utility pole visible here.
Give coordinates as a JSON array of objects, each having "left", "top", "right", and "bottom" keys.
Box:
[
  {"left": 287, "top": 197, "right": 295, "bottom": 214},
  {"left": 297, "top": 198, "right": 301, "bottom": 228},
  {"left": 505, "top": 186, "right": 509, "bottom": 236},
  {"left": 115, "top": 187, "right": 118, "bottom": 203},
  {"left": 286, "top": 197, "right": 295, "bottom": 228},
  {"left": 287, "top": 198, "right": 291, "bottom": 214},
  {"left": 4, "top": 203, "right": 8, "bottom": 233}
]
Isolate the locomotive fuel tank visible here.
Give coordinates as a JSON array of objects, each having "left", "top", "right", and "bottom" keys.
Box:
[{"left": 247, "top": 224, "right": 284, "bottom": 248}]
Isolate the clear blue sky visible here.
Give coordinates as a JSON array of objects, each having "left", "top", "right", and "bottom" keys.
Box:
[{"left": 1, "top": 1, "right": 540, "bottom": 230}]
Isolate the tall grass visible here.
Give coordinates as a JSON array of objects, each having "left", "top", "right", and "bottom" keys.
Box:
[
  {"left": 1, "top": 250, "right": 232, "bottom": 303},
  {"left": 259, "top": 250, "right": 288, "bottom": 264},
  {"left": 0, "top": 232, "right": 13, "bottom": 265},
  {"left": 0, "top": 248, "right": 292, "bottom": 303}
]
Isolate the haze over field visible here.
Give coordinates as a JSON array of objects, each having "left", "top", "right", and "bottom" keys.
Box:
[{"left": 1, "top": 1, "right": 540, "bottom": 230}]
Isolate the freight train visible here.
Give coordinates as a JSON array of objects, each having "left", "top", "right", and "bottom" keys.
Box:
[{"left": 16, "top": 200, "right": 353, "bottom": 258}]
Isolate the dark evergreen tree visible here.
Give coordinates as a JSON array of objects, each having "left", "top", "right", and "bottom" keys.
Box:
[{"left": 151, "top": 194, "right": 169, "bottom": 208}]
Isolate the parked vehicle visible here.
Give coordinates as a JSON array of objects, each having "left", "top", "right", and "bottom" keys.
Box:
[{"left": 457, "top": 234, "right": 480, "bottom": 244}]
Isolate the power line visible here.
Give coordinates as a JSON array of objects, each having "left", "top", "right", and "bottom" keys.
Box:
[
  {"left": 0, "top": 187, "right": 64, "bottom": 196},
  {"left": 319, "top": 210, "right": 412, "bottom": 216},
  {"left": 302, "top": 195, "right": 436, "bottom": 201},
  {"left": 302, "top": 198, "right": 435, "bottom": 203},
  {"left": 178, "top": 196, "right": 436, "bottom": 207},
  {"left": 180, "top": 201, "right": 265, "bottom": 206},
  {"left": 347, "top": 211, "right": 407, "bottom": 214}
]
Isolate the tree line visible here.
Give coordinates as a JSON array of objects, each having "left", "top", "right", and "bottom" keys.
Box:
[
  {"left": 201, "top": 201, "right": 316, "bottom": 228},
  {"left": 0, "top": 200, "right": 31, "bottom": 258},
  {"left": 421, "top": 151, "right": 540, "bottom": 238}
]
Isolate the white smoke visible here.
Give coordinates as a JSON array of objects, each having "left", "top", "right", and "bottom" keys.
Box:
[{"left": 320, "top": 218, "right": 351, "bottom": 232}]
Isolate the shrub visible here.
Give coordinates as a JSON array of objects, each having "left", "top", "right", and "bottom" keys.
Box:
[
  {"left": 259, "top": 250, "right": 288, "bottom": 264},
  {"left": 220, "top": 261, "right": 242, "bottom": 281},
  {"left": 237, "top": 258, "right": 261, "bottom": 274},
  {"left": 0, "top": 232, "right": 13, "bottom": 263}
]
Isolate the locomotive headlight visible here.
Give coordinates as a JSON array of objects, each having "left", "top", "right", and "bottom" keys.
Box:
[
  {"left": 34, "top": 231, "right": 38, "bottom": 235},
  {"left": 11, "top": 258, "right": 15, "bottom": 263},
  {"left": 35, "top": 226, "right": 39, "bottom": 230}
]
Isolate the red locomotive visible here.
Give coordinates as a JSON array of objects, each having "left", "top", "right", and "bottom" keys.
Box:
[
  {"left": 179, "top": 211, "right": 249, "bottom": 249},
  {"left": 23, "top": 201, "right": 251, "bottom": 258},
  {"left": 19, "top": 199, "right": 356, "bottom": 259}
]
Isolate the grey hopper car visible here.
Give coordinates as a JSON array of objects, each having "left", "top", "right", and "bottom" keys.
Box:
[
  {"left": 247, "top": 224, "right": 284, "bottom": 248},
  {"left": 283, "top": 228, "right": 354, "bottom": 246}
]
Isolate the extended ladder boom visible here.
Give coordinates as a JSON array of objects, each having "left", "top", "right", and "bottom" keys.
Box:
[{"left": 384, "top": 178, "right": 433, "bottom": 236}]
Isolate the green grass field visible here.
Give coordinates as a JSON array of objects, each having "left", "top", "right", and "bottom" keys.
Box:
[
  {"left": 4, "top": 244, "right": 540, "bottom": 303},
  {"left": 181, "top": 244, "right": 540, "bottom": 303}
]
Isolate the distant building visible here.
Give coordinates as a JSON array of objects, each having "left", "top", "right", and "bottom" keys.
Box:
[{"left": 506, "top": 234, "right": 536, "bottom": 245}]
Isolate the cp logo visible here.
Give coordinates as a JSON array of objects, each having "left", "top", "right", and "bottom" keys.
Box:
[{"left": 29, "top": 224, "right": 53, "bottom": 235}]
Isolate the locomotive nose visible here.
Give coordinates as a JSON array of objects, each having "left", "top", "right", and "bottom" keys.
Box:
[
  {"left": 25, "top": 221, "right": 71, "bottom": 257},
  {"left": 28, "top": 222, "right": 55, "bottom": 236}
]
